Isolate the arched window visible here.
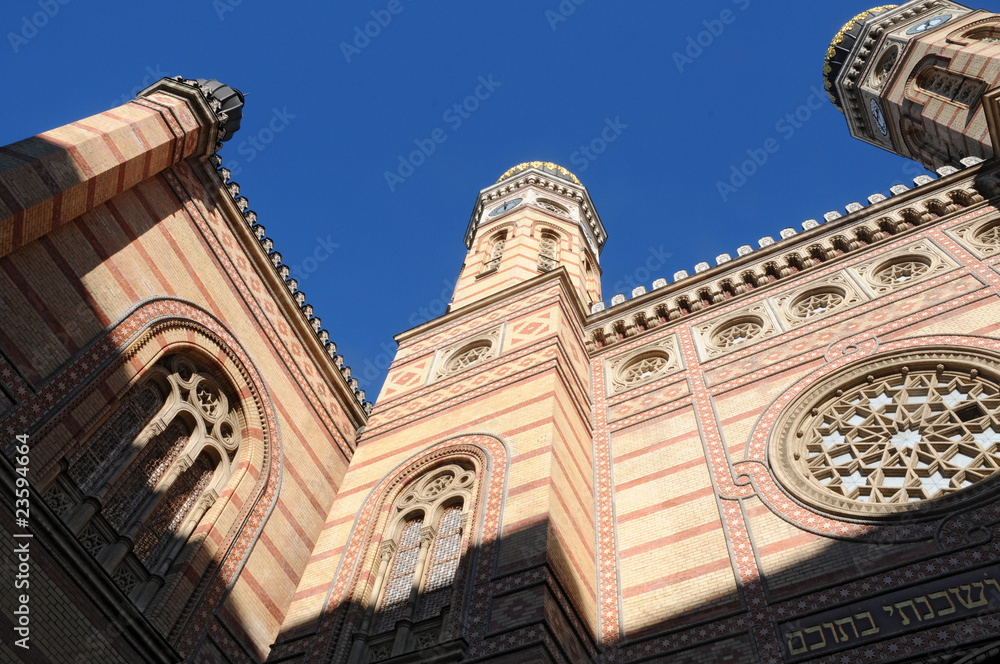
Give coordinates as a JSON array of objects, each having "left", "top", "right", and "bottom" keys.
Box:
[
  {"left": 962, "top": 23, "right": 1000, "bottom": 44},
  {"left": 537, "top": 230, "right": 560, "bottom": 271},
  {"left": 483, "top": 231, "right": 506, "bottom": 273},
  {"left": 41, "top": 354, "right": 242, "bottom": 612},
  {"left": 900, "top": 114, "right": 952, "bottom": 166},
  {"left": 350, "top": 462, "right": 476, "bottom": 663},
  {"left": 915, "top": 66, "right": 984, "bottom": 106},
  {"left": 584, "top": 257, "right": 598, "bottom": 300}
]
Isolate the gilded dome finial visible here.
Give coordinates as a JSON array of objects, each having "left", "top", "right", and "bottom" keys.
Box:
[
  {"left": 823, "top": 5, "right": 897, "bottom": 112},
  {"left": 497, "top": 161, "right": 581, "bottom": 185}
]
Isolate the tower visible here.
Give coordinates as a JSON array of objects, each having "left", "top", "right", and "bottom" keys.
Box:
[
  {"left": 825, "top": 1, "right": 1000, "bottom": 170},
  {"left": 451, "top": 161, "right": 606, "bottom": 310}
]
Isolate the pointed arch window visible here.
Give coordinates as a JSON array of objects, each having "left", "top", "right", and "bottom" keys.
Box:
[
  {"left": 40, "top": 355, "right": 242, "bottom": 615},
  {"left": 351, "top": 462, "right": 476, "bottom": 663}
]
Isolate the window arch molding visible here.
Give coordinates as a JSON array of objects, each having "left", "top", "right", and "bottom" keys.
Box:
[
  {"left": 30, "top": 307, "right": 279, "bottom": 644},
  {"left": 320, "top": 435, "right": 509, "bottom": 664}
]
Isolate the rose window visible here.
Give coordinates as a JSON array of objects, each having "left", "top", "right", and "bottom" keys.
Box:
[
  {"left": 621, "top": 353, "right": 670, "bottom": 385},
  {"left": 873, "top": 257, "right": 931, "bottom": 286},
  {"left": 791, "top": 290, "right": 845, "bottom": 319},
  {"left": 713, "top": 319, "right": 763, "bottom": 348},
  {"left": 775, "top": 356, "right": 1000, "bottom": 516},
  {"left": 974, "top": 220, "right": 1000, "bottom": 246}
]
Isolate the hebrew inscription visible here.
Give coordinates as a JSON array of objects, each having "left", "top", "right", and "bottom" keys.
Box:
[{"left": 779, "top": 567, "right": 1000, "bottom": 661}]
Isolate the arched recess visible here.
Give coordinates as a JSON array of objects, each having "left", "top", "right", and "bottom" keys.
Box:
[
  {"left": 29, "top": 299, "right": 279, "bottom": 650},
  {"left": 317, "top": 434, "right": 509, "bottom": 664}
]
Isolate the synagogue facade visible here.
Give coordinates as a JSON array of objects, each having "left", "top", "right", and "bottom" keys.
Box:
[{"left": 2, "top": 2, "right": 1000, "bottom": 663}]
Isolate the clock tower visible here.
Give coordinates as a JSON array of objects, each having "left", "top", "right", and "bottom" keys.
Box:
[
  {"left": 826, "top": 1, "right": 1000, "bottom": 170},
  {"left": 450, "top": 161, "right": 607, "bottom": 311}
]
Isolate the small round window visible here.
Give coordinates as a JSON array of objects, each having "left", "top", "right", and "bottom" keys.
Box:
[{"left": 712, "top": 317, "right": 764, "bottom": 348}]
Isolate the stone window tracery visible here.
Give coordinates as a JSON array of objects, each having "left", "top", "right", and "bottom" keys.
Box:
[
  {"left": 43, "top": 354, "right": 242, "bottom": 613},
  {"left": 851, "top": 242, "right": 952, "bottom": 295},
  {"left": 351, "top": 462, "right": 477, "bottom": 662},
  {"left": 771, "top": 350, "right": 1000, "bottom": 519},
  {"left": 873, "top": 256, "right": 931, "bottom": 286},
  {"left": 605, "top": 337, "right": 680, "bottom": 395},
  {"left": 535, "top": 198, "right": 569, "bottom": 217},
  {"left": 712, "top": 318, "right": 764, "bottom": 348},
  {"left": 790, "top": 289, "right": 846, "bottom": 319},
  {"left": 538, "top": 230, "right": 560, "bottom": 271},
  {"left": 483, "top": 231, "right": 506, "bottom": 273},
  {"left": 974, "top": 220, "right": 1000, "bottom": 246},
  {"left": 430, "top": 326, "right": 502, "bottom": 383},
  {"left": 868, "top": 46, "right": 899, "bottom": 90},
  {"left": 622, "top": 353, "right": 670, "bottom": 385},
  {"left": 916, "top": 66, "right": 984, "bottom": 106},
  {"left": 445, "top": 342, "right": 492, "bottom": 374}
]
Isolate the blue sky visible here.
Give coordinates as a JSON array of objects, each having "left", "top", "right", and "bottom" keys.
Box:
[{"left": 3, "top": 0, "right": 988, "bottom": 399}]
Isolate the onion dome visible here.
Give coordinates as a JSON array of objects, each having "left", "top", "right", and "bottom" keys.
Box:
[
  {"left": 497, "top": 161, "right": 581, "bottom": 185},
  {"left": 824, "top": 5, "right": 897, "bottom": 112}
]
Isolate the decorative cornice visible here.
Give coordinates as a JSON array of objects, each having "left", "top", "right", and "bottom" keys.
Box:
[
  {"left": 148, "top": 77, "right": 372, "bottom": 417},
  {"left": 586, "top": 157, "right": 991, "bottom": 352}
]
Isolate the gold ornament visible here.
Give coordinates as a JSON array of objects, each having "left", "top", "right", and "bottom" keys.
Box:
[{"left": 497, "top": 161, "right": 581, "bottom": 185}]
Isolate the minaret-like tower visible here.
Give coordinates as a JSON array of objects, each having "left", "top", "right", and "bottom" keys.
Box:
[
  {"left": 451, "top": 161, "right": 606, "bottom": 310},
  {"left": 826, "top": 1, "right": 1000, "bottom": 169}
]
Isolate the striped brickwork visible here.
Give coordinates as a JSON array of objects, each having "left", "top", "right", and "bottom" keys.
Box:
[
  {"left": 271, "top": 275, "right": 599, "bottom": 663},
  {"left": 883, "top": 9, "right": 1000, "bottom": 167},
  {"left": 0, "top": 89, "right": 364, "bottom": 664},
  {"left": 587, "top": 187, "right": 1000, "bottom": 662},
  {"left": 452, "top": 198, "right": 600, "bottom": 311}
]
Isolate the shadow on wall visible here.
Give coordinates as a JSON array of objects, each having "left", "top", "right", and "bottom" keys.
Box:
[{"left": 262, "top": 502, "right": 1000, "bottom": 664}]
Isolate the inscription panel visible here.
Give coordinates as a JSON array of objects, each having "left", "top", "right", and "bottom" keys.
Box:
[{"left": 778, "top": 566, "right": 1000, "bottom": 661}]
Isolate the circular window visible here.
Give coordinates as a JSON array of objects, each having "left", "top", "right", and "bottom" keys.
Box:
[
  {"left": 621, "top": 352, "right": 671, "bottom": 386},
  {"left": 869, "top": 46, "right": 898, "bottom": 90},
  {"left": 771, "top": 350, "right": 1000, "bottom": 518},
  {"left": 712, "top": 317, "right": 764, "bottom": 348},
  {"left": 790, "top": 289, "right": 845, "bottom": 320},
  {"left": 872, "top": 256, "right": 931, "bottom": 286},
  {"left": 445, "top": 341, "right": 492, "bottom": 374},
  {"left": 973, "top": 220, "right": 1000, "bottom": 247}
]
